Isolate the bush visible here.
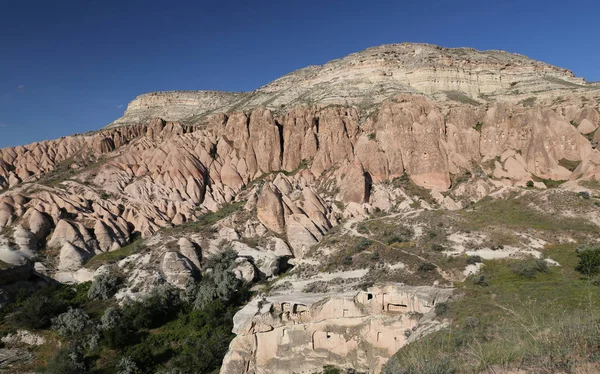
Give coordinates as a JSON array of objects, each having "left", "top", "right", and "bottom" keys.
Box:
[
  {"left": 323, "top": 366, "right": 341, "bottom": 374},
  {"left": 577, "top": 191, "right": 590, "bottom": 200},
  {"left": 431, "top": 244, "right": 445, "bottom": 252},
  {"left": 472, "top": 274, "right": 489, "bottom": 287},
  {"left": 511, "top": 259, "right": 549, "bottom": 278},
  {"left": 356, "top": 237, "right": 373, "bottom": 251},
  {"left": 434, "top": 302, "right": 449, "bottom": 316},
  {"left": 124, "top": 285, "right": 181, "bottom": 330},
  {"left": 418, "top": 262, "right": 436, "bottom": 272},
  {"left": 10, "top": 295, "right": 66, "bottom": 330},
  {"left": 101, "top": 307, "right": 122, "bottom": 330},
  {"left": 464, "top": 316, "right": 479, "bottom": 329},
  {"left": 342, "top": 256, "right": 353, "bottom": 266},
  {"left": 466, "top": 255, "right": 482, "bottom": 265},
  {"left": 526, "top": 180, "right": 534, "bottom": 188},
  {"left": 44, "top": 345, "right": 88, "bottom": 374},
  {"left": 117, "top": 356, "right": 141, "bottom": 374},
  {"left": 51, "top": 308, "right": 92, "bottom": 337},
  {"left": 88, "top": 273, "right": 120, "bottom": 300},
  {"left": 575, "top": 245, "right": 600, "bottom": 276}
]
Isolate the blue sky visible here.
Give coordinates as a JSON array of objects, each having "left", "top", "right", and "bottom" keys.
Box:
[{"left": 1, "top": 0, "right": 599, "bottom": 148}]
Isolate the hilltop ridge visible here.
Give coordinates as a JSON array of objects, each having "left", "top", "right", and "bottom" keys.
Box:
[{"left": 108, "top": 42, "right": 594, "bottom": 128}]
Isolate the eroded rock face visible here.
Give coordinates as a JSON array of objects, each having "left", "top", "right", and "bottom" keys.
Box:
[
  {"left": 221, "top": 284, "right": 453, "bottom": 374},
  {"left": 161, "top": 251, "right": 196, "bottom": 289},
  {"left": 0, "top": 42, "right": 598, "bottom": 290}
]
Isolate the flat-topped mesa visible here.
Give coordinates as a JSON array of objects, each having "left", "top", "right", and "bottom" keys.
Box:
[
  {"left": 107, "top": 43, "right": 594, "bottom": 128},
  {"left": 107, "top": 90, "right": 248, "bottom": 128}
]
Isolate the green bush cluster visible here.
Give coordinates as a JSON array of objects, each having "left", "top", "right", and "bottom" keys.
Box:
[
  {"left": 511, "top": 259, "right": 549, "bottom": 279},
  {"left": 575, "top": 245, "right": 600, "bottom": 276}
]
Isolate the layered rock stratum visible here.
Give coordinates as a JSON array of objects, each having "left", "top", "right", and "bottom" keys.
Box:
[{"left": 1, "top": 42, "right": 600, "bottom": 373}]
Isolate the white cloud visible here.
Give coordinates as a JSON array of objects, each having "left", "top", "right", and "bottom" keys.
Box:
[
  {"left": 0, "top": 124, "right": 7, "bottom": 128},
  {"left": 16, "top": 85, "right": 25, "bottom": 93},
  {"left": 117, "top": 104, "right": 124, "bottom": 109}
]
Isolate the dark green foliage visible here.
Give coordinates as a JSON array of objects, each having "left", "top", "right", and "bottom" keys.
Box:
[
  {"left": 526, "top": 180, "right": 534, "bottom": 188},
  {"left": 575, "top": 245, "right": 600, "bottom": 276},
  {"left": 124, "top": 285, "right": 181, "bottom": 330},
  {"left": 511, "top": 259, "right": 549, "bottom": 279},
  {"left": 356, "top": 237, "right": 373, "bottom": 251},
  {"left": 434, "top": 302, "right": 449, "bottom": 316},
  {"left": 186, "top": 248, "right": 248, "bottom": 310},
  {"left": 323, "top": 366, "right": 342, "bottom": 374},
  {"left": 44, "top": 345, "right": 88, "bottom": 374},
  {"left": 473, "top": 122, "right": 483, "bottom": 133},
  {"left": 578, "top": 191, "right": 591, "bottom": 200},
  {"left": 431, "top": 244, "right": 445, "bottom": 252},
  {"left": 418, "top": 262, "right": 436, "bottom": 272},
  {"left": 466, "top": 255, "right": 482, "bottom": 265},
  {"left": 9, "top": 294, "right": 67, "bottom": 330},
  {"left": 472, "top": 274, "right": 489, "bottom": 287},
  {"left": 342, "top": 256, "right": 353, "bottom": 265}
]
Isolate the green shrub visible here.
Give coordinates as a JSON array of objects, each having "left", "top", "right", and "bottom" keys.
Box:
[
  {"left": 100, "top": 307, "right": 122, "bottom": 330},
  {"left": 44, "top": 345, "right": 88, "bottom": 374},
  {"left": 356, "top": 237, "right": 373, "bottom": 251},
  {"left": 511, "top": 259, "right": 549, "bottom": 278},
  {"left": 88, "top": 273, "right": 120, "bottom": 300},
  {"left": 51, "top": 308, "right": 92, "bottom": 337},
  {"left": 434, "top": 302, "right": 449, "bottom": 316},
  {"left": 526, "top": 180, "right": 534, "bottom": 188},
  {"left": 323, "top": 366, "right": 342, "bottom": 374},
  {"left": 466, "top": 255, "right": 482, "bottom": 265},
  {"left": 575, "top": 245, "right": 600, "bottom": 276},
  {"left": 431, "top": 244, "right": 445, "bottom": 252},
  {"left": 9, "top": 295, "right": 66, "bottom": 330},
  {"left": 464, "top": 316, "right": 479, "bottom": 329},
  {"left": 418, "top": 262, "right": 436, "bottom": 272},
  {"left": 472, "top": 274, "right": 489, "bottom": 287}
]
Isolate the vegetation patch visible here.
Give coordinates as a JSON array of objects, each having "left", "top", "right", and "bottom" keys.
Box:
[
  {"left": 85, "top": 239, "right": 146, "bottom": 270},
  {"left": 384, "top": 243, "right": 600, "bottom": 373}
]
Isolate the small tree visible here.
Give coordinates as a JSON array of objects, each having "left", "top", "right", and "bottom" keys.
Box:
[
  {"left": 51, "top": 308, "right": 91, "bottom": 337},
  {"left": 100, "top": 307, "right": 122, "bottom": 330},
  {"left": 44, "top": 345, "right": 87, "bottom": 374},
  {"left": 575, "top": 245, "right": 600, "bottom": 276},
  {"left": 88, "top": 273, "right": 119, "bottom": 300},
  {"left": 117, "top": 356, "right": 141, "bottom": 374},
  {"left": 10, "top": 295, "right": 66, "bottom": 330}
]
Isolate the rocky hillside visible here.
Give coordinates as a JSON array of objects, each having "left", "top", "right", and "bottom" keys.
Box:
[
  {"left": 0, "top": 43, "right": 599, "bottom": 373},
  {"left": 108, "top": 43, "right": 596, "bottom": 128}
]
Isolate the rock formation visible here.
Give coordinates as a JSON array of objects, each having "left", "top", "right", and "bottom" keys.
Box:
[
  {"left": 0, "top": 42, "right": 599, "bottom": 374},
  {"left": 221, "top": 284, "right": 453, "bottom": 374}
]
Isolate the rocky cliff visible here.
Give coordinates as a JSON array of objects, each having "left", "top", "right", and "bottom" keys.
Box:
[{"left": 1, "top": 42, "right": 600, "bottom": 374}]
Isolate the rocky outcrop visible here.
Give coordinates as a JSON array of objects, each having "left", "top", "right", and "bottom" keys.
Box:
[
  {"left": 221, "top": 284, "right": 453, "bottom": 374},
  {"left": 0, "top": 42, "right": 598, "bottom": 289}
]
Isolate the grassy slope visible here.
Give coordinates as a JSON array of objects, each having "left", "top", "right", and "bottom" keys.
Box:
[{"left": 384, "top": 243, "right": 600, "bottom": 373}]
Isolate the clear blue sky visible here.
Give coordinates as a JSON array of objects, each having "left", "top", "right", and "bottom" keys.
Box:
[{"left": 1, "top": 0, "right": 599, "bottom": 148}]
